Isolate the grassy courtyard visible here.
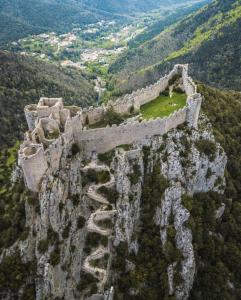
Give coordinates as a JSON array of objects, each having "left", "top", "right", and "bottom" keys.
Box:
[{"left": 140, "top": 92, "right": 186, "bottom": 120}]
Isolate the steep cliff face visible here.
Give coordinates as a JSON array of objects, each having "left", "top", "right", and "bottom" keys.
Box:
[
  {"left": 0, "top": 113, "right": 226, "bottom": 300},
  {"left": 111, "top": 113, "right": 226, "bottom": 300}
]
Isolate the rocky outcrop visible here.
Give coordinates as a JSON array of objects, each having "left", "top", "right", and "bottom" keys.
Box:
[
  {"left": 113, "top": 148, "right": 143, "bottom": 252},
  {"left": 1, "top": 112, "right": 227, "bottom": 300},
  {"left": 82, "top": 161, "right": 117, "bottom": 292},
  {"left": 134, "top": 113, "right": 226, "bottom": 300}
]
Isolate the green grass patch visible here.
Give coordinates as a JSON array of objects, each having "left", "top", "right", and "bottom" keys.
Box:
[{"left": 140, "top": 92, "right": 186, "bottom": 120}]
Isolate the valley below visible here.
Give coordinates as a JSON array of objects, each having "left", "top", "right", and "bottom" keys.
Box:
[
  {"left": 0, "top": 0, "right": 241, "bottom": 299},
  {"left": 7, "top": 0, "right": 209, "bottom": 102}
]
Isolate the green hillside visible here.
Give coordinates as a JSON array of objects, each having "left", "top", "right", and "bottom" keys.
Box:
[
  {"left": 109, "top": 0, "right": 241, "bottom": 94},
  {"left": 0, "top": 51, "right": 98, "bottom": 149},
  {"left": 0, "top": 0, "right": 117, "bottom": 47},
  {"left": 127, "top": 0, "right": 210, "bottom": 49},
  {"left": 0, "top": 0, "right": 203, "bottom": 47},
  {"left": 189, "top": 83, "right": 241, "bottom": 298},
  {"left": 83, "top": 0, "right": 201, "bottom": 15}
]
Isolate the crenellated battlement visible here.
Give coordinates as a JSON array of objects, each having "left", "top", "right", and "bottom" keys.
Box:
[{"left": 18, "top": 64, "right": 202, "bottom": 192}]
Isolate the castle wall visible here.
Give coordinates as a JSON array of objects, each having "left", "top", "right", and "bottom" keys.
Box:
[
  {"left": 18, "top": 64, "right": 202, "bottom": 192},
  {"left": 186, "top": 94, "right": 202, "bottom": 129},
  {"left": 80, "top": 64, "right": 183, "bottom": 125},
  {"left": 166, "top": 107, "right": 187, "bottom": 132},
  {"left": 135, "top": 77, "right": 168, "bottom": 107},
  {"left": 109, "top": 97, "right": 136, "bottom": 115},
  {"left": 75, "top": 108, "right": 187, "bottom": 155},
  {"left": 44, "top": 114, "right": 77, "bottom": 171},
  {"left": 18, "top": 143, "right": 48, "bottom": 192},
  {"left": 37, "top": 98, "right": 63, "bottom": 122},
  {"left": 30, "top": 118, "right": 60, "bottom": 147},
  {"left": 45, "top": 136, "right": 64, "bottom": 171},
  {"left": 109, "top": 75, "right": 170, "bottom": 115},
  {"left": 65, "top": 113, "right": 82, "bottom": 137},
  {"left": 41, "top": 118, "right": 60, "bottom": 134},
  {"left": 82, "top": 106, "right": 106, "bottom": 125},
  {"left": 25, "top": 105, "right": 38, "bottom": 131},
  {"left": 182, "top": 65, "right": 196, "bottom": 97},
  {"left": 60, "top": 109, "right": 71, "bottom": 129}
]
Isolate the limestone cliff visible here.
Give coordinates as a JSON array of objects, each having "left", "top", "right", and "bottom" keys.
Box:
[{"left": 0, "top": 113, "right": 226, "bottom": 300}]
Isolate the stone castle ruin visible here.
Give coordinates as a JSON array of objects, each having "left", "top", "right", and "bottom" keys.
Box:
[{"left": 18, "top": 64, "right": 202, "bottom": 192}]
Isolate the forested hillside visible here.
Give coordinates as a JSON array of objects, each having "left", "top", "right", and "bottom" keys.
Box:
[
  {"left": 188, "top": 84, "right": 241, "bottom": 298},
  {"left": 83, "top": 0, "right": 201, "bottom": 14},
  {"left": 0, "top": 0, "right": 115, "bottom": 47},
  {"left": 0, "top": 51, "right": 97, "bottom": 149},
  {"left": 128, "top": 0, "right": 210, "bottom": 49},
  {"left": 109, "top": 0, "right": 241, "bottom": 94},
  {"left": 0, "top": 0, "right": 206, "bottom": 47}
]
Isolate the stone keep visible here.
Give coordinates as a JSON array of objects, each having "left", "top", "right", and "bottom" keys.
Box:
[{"left": 18, "top": 64, "right": 202, "bottom": 192}]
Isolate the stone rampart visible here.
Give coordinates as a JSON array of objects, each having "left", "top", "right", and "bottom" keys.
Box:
[
  {"left": 183, "top": 76, "right": 196, "bottom": 96},
  {"left": 37, "top": 97, "right": 64, "bottom": 122},
  {"left": 186, "top": 94, "right": 202, "bottom": 128},
  {"left": 82, "top": 106, "right": 106, "bottom": 125},
  {"left": 181, "top": 65, "right": 196, "bottom": 96},
  {"left": 18, "top": 64, "right": 202, "bottom": 192},
  {"left": 24, "top": 104, "right": 38, "bottom": 131},
  {"left": 75, "top": 108, "right": 187, "bottom": 154},
  {"left": 81, "top": 64, "right": 183, "bottom": 125},
  {"left": 18, "top": 142, "right": 48, "bottom": 192}
]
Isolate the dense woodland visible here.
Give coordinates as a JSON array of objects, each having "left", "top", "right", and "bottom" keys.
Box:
[
  {"left": 0, "top": 0, "right": 198, "bottom": 47},
  {"left": 188, "top": 84, "right": 241, "bottom": 298},
  {"left": 82, "top": 0, "right": 199, "bottom": 14},
  {"left": 128, "top": 1, "right": 209, "bottom": 49},
  {"left": 112, "top": 153, "right": 175, "bottom": 300},
  {"left": 0, "top": 51, "right": 98, "bottom": 149},
  {"left": 109, "top": 0, "right": 241, "bottom": 94},
  {"left": 0, "top": 0, "right": 110, "bottom": 47}
]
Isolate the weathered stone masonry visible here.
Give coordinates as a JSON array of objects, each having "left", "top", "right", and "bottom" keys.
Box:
[{"left": 18, "top": 64, "right": 202, "bottom": 192}]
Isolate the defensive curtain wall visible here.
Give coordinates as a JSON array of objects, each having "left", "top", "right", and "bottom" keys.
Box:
[{"left": 18, "top": 64, "right": 202, "bottom": 192}]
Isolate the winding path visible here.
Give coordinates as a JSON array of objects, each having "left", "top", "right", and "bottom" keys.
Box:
[{"left": 82, "top": 161, "right": 117, "bottom": 291}]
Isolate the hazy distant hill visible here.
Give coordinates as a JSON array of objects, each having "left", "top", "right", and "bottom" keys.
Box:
[
  {"left": 0, "top": 51, "right": 97, "bottom": 148},
  {"left": 82, "top": 0, "right": 200, "bottom": 14},
  {"left": 109, "top": 0, "right": 241, "bottom": 93}
]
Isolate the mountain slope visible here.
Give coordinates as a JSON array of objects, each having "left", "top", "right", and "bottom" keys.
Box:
[
  {"left": 0, "top": 0, "right": 119, "bottom": 47},
  {"left": 82, "top": 0, "right": 200, "bottom": 15},
  {"left": 127, "top": 0, "right": 210, "bottom": 49},
  {"left": 0, "top": 0, "right": 202, "bottom": 47},
  {"left": 109, "top": 0, "right": 241, "bottom": 94},
  {"left": 189, "top": 83, "right": 241, "bottom": 298},
  {"left": 0, "top": 51, "right": 98, "bottom": 149}
]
